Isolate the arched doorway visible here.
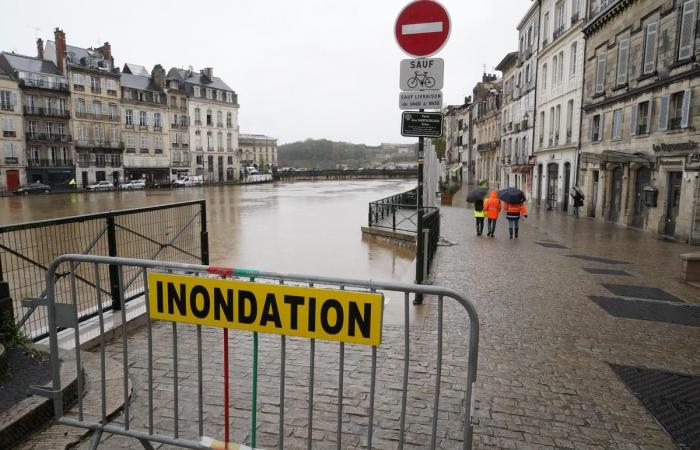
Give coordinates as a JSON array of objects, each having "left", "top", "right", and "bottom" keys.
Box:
[
  {"left": 563, "top": 162, "right": 571, "bottom": 213},
  {"left": 609, "top": 166, "right": 623, "bottom": 222},
  {"left": 632, "top": 167, "right": 651, "bottom": 228}
]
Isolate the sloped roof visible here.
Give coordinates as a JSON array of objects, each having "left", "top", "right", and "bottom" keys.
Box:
[
  {"left": 0, "top": 52, "right": 61, "bottom": 75},
  {"left": 120, "top": 72, "right": 157, "bottom": 91},
  {"left": 123, "top": 63, "right": 149, "bottom": 76},
  {"left": 167, "top": 67, "right": 233, "bottom": 91}
]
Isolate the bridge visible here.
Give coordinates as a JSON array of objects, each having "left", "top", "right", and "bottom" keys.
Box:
[{"left": 275, "top": 168, "right": 418, "bottom": 181}]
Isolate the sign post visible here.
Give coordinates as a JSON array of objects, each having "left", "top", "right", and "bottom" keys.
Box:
[{"left": 395, "top": 0, "right": 450, "bottom": 304}]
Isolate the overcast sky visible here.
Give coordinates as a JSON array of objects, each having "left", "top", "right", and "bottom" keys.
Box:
[{"left": 2, "top": 0, "right": 530, "bottom": 145}]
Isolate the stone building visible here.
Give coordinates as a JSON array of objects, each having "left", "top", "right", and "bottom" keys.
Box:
[
  {"left": 496, "top": 52, "right": 520, "bottom": 188},
  {"left": 533, "top": 0, "right": 587, "bottom": 211},
  {"left": 238, "top": 134, "right": 278, "bottom": 171},
  {"left": 44, "top": 29, "right": 123, "bottom": 188},
  {"left": 443, "top": 104, "right": 469, "bottom": 182},
  {"left": 472, "top": 74, "right": 503, "bottom": 188},
  {"left": 580, "top": 0, "right": 700, "bottom": 242},
  {"left": 0, "top": 64, "right": 24, "bottom": 192},
  {"left": 120, "top": 64, "right": 170, "bottom": 183},
  {"left": 166, "top": 75, "right": 191, "bottom": 180},
  {"left": 167, "top": 67, "right": 240, "bottom": 182},
  {"left": 0, "top": 50, "right": 73, "bottom": 190}
]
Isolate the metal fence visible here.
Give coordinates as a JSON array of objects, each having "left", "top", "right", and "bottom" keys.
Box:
[
  {"left": 40, "top": 254, "right": 479, "bottom": 450},
  {"left": 368, "top": 188, "right": 422, "bottom": 233},
  {"left": 0, "top": 200, "right": 207, "bottom": 340}
]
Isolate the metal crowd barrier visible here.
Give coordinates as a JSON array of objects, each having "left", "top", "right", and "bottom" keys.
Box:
[{"left": 39, "top": 254, "right": 480, "bottom": 450}]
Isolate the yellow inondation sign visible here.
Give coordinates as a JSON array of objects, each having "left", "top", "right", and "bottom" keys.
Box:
[{"left": 147, "top": 273, "right": 383, "bottom": 346}]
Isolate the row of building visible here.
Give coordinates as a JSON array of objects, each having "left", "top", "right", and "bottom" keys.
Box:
[
  {"left": 443, "top": 0, "right": 700, "bottom": 242},
  {"left": 0, "top": 28, "right": 278, "bottom": 192}
]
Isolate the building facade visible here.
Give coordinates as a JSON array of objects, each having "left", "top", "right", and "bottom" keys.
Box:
[
  {"left": 472, "top": 74, "right": 503, "bottom": 187},
  {"left": 238, "top": 134, "right": 277, "bottom": 171},
  {"left": 166, "top": 75, "right": 191, "bottom": 180},
  {"left": 0, "top": 65, "right": 24, "bottom": 192},
  {"left": 45, "top": 29, "right": 123, "bottom": 187},
  {"left": 0, "top": 50, "right": 73, "bottom": 189},
  {"left": 534, "top": 0, "right": 587, "bottom": 211},
  {"left": 120, "top": 64, "right": 170, "bottom": 182},
  {"left": 168, "top": 67, "right": 240, "bottom": 182},
  {"left": 497, "top": 52, "right": 520, "bottom": 189},
  {"left": 580, "top": 0, "right": 700, "bottom": 242},
  {"left": 443, "top": 104, "right": 469, "bottom": 182}
]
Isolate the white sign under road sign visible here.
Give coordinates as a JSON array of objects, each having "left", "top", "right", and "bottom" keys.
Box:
[
  {"left": 399, "top": 90, "right": 443, "bottom": 110},
  {"left": 400, "top": 58, "right": 444, "bottom": 91}
]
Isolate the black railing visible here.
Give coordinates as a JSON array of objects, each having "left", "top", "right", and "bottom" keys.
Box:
[
  {"left": 0, "top": 200, "right": 208, "bottom": 341},
  {"left": 23, "top": 106, "right": 71, "bottom": 118},
  {"left": 423, "top": 208, "right": 440, "bottom": 273}
]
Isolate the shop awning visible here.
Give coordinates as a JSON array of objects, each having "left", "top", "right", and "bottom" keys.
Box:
[{"left": 580, "top": 151, "right": 652, "bottom": 166}]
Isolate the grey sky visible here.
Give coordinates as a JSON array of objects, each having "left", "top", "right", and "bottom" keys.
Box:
[{"left": 2, "top": 0, "right": 530, "bottom": 145}]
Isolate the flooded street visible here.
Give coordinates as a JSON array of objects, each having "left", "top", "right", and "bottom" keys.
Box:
[{"left": 0, "top": 180, "right": 417, "bottom": 283}]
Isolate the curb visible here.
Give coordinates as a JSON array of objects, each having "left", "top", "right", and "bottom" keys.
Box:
[{"left": 0, "top": 349, "right": 80, "bottom": 450}]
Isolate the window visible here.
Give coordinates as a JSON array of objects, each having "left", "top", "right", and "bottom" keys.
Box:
[
  {"left": 612, "top": 108, "right": 623, "bottom": 140},
  {"left": 193, "top": 86, "right": 201, "bottom": 97},
  {"left": 76, "top": 99, "right": 86, "bottom": 114},
  {"left": 139, "top": 111, "right": 147, "bottom": 127},
  {"left": 595, "top": 53, "right": 606, "bottom": 94},
  {"left": 226, "top": 112, "right": 232, "bottom": 127},
  {"left": 566, "top": 100, "right": 574, "bottom": 143},
  {"left": 555, "top": 1, "right": 566, "bottom": 31},
  {"left": 138, "top": 92, "right": 145, "bottom": 102},
  {"left": 140, "top": 134, "right": 149, "bottom": 150},
  {"left": 110, "top": 126, "right": 118, "bottom": 143},
  {"left": 154, "top": 136, "right": 162, "bottom": 150},
  {"left": 78, "top": 125, "right": 86, "bottom": 141},
  {"left": 207, "top": 132, "right": 213, "bottom": 150},
  {"left": 126, "top": 135, "right": 135, "bottom": 149},
  {"left": 226, "top": 92, "right": 233, "bottom": 103},
  {"left": 590, "top": 114, "right": 603, "bottom": 141},
  {"left": 555, "top": 105, "right": 561, "bottom": 143},
  {"left": 92, "top": 101, "right": 102, "bottom": 117},
  {"left": 5, "top": 142, "right": 17, "bottom": 159},
  {"left": 227, "top": 133, "right": 232, "bottom": 150},
  {"left": 170, "top": 96, "right": 177, "bottom": 107},
  {"left": 3, "top": 117, "right": 14, "bottom": 132},
  {"left": 543, "top": 13, "right": 550, "bottom": 43},
  {"left": 616, "top": 36, "right": 629, "bottom": 86},
  {"left": 217, "top": 132, "right": 223, "bottom": 150},
  {"left": 107, "top": 79, "right": 116, "bottom": 91},
  {"left": 526, "top": 64, "right": 531, "bottom": 83},
  {"left": 109, "top": 103, "right": 118, "bottom": 120},
  {"left": 58, "top": 123, "right": 66, "bottom": 137},
  {"left": 0, "top": 90, "right": 14, "bottom": 110},
  {"left": 667, "top": 89, "right": 692, "bottom": 129},
  {"left": 631, "top": 100, "right": 651, "bottom": 135},
  {"left": 570, "top": 42, "right": 577, "bottom": 77},
  {"left": 206, "top": 110, "right": 212, "bottom": 126},
  {"left": 125, "top": 109, "right": 133, "bottom": 126},
  {"left": 206, "top": 89, "right": 213, "bottom": 100},
  {"left": 558, "top": 51, "right": 564, "bottom": 83},
  {"left": 552, "top": 55, "right": 558, "bottom": 86},
  {"left": 90, "top": 76, "right": 101, "bottom": 91},
  {"left": 154, "top": 113, "right": 162, "bottom": 128},
  {"left": 216, "top": 90, "right": 223, "bottom": 101},
  {"left": 46, "top": 122, "right": 54, "bottom": 136},
  {"left": 572, "top": 0, "right": 580, "bottom": 18},
  {"left": 549, "top": 107, "right": 555, "bottom": 145},
  {"left": 642, "top": 18, "right": 659, "bottom": 75},
  {"left": 123, "top": 90, "right": 132, "bottom": 100},
  {"left": 679, "top": 0, "right": 697, "bottom": 60},
  {"left": 539, "top": 111, "right": 545, "bottom": 146},
  {"left": 195, "top": 108, "right": 201, "bottom": 124},
  {"left": 217, "top": 111, "right": 223, "bottom": 126},
  {"left": 94, "top": 125, "right": 103, "bottom": 143}
]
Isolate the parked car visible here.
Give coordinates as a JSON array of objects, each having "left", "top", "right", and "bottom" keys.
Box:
[
  {"left": 174, "top": 176, "right": 195, "bottom": 187},
  {"left": 86, "top": 181, "right": 114, "bottom": 191},
  {"left": 14, "top": 182, "right": 51, "bottom": 195},
  {"left": 150, "top": 179, "right": 173, "bottom": 189},
  {"left": 122, "top": 179, "right": 146, "bottom": 190}
]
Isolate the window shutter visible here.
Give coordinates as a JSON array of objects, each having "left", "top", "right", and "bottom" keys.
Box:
[
  {"left": 588, "top": 117, "right": 594, "bottom": 142},
  {"left": 629, "top": 105, "right": 638, "bottom": 136},
  {"left": 599, "top": 113, "right": 605, "bottom": 140},
  {"left": 682, "top": 88, "right": 692, "bottom": 128},
  {"left": 10, "top": 92, "right": 17, "bottom": 106},
  {"left": 679, "top": 0, "right": 697, "bottom": 60},
  {"left": 647, "top": 100, "right": 653, "bottom": 132},
  {"left": 616, "top": 38, "right": 629, "bottom": 85},
  {"left": 658, "top": 95, "right": 670, "bottom": 131},
  {"left": 122, "top": 109, "right": 127, "bottom": 123},
  {"left": 595, "top": 54, "right": 606, "bottom": 93},
  {"left": 643, "top": 21, "right": 658, "bottom": 74}
]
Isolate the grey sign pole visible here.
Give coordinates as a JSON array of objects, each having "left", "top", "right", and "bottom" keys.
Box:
[{"left": 415, "top": 109, "right": 425, "bottom": 305}]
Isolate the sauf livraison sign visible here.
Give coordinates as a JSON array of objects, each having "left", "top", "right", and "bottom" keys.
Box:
[{"left": 148, "top": 273, "right": 383, "bottom": 346}]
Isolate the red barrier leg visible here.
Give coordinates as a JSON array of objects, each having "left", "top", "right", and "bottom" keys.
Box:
[{"left": 224, "top": 328, "right": 230, "bottom": 448}]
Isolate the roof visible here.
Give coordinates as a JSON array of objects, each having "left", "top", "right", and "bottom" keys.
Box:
[
  {"left": 120, "top": 72, "right": 157, "bottom": 91},
  {"left": 516, "top": 1, "right": 540, "bottom": 30},
  {"left": 0, "top": 52, "right": 60, "bottom": 75},
  {"left": 167, "top": 67, "right": 233, "bottom": 91},
  {"left": 239, "top": 134, "right": 276, "bottom": 141},
  {"left": 123, "top": 63, "right": 149, "bottom": 76},
  {"left": 495, "top": 52, "right": 519, "bottom": 72}
]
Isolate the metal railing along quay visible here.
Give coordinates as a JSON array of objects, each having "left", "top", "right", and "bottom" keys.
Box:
[{"left": 0, "top": 200, "right": 208, "bottom": 340}]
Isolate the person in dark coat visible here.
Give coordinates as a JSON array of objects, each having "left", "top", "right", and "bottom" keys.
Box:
[{"left": 571, "top": 187, "right": 584, "bottom": 219}]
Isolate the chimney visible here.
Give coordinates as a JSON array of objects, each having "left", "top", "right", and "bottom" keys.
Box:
[
  {"left": 152, "top": 64, "right": 166, "bottom": 90},
  {"left": 201, "top": 67, "right": 213, "bottom": 81},
  {"left": 54, "top": 28, "right": 66, "bottom": 75},
  {"left": 36, "top": 38, "right": 44, "bottom": 59},
  {"left": 97, "top": 42, "right": 113, "bottom": 62}
]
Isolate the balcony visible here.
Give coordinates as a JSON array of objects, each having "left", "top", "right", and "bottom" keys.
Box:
[
  {"left": 3, "top": 130, "right": 16, "bottom": 137},
  {"left": 566, "top": 129, "right": 572, "bottom": 144},
  {"left": 155, "top": 149, "right": 163, "bottom": 154},
  {"left": 23, "top": 106, "right": 71, "bottom": 118},
  {"left": 154, "top": 126, "right": 162, "bottom": 132},
  {"left": 107, "top": 89, "right": 117, "bottom": 96},
  {"left": 4, "top": 157, "right": 19, "bottom": 164},
  {"left": 217, "top": 123, "right": 224, "bottom": 128},
  {"left": 77, "top": 158, "right": 122, "bottom": 168},
  {"left": 25, "top": 133, "right": 72, "bottom": 143},
  {"left": 226, "top": 123, "right": 233, "bottom": 128},
  {"left": 571, "top": 12, "right": 580, "bottom": 22},
  {"left": 140, "top": 148, "right": 149, "bottom": 154},
  {"left": 553, "top": 25, "right": 565, "bottom": 40},
  {"left": 1, "top": 104, "right": 14, "bottom": 111},
  {"left": 194, "top": 120, "right": 202, "bottom": 126},
  {"left": 73, "top": 84, "right": 85, "bottom": 92},
  {"left": 91, "top": 86, "right": 102, "bottom": 94},
  {"left": 20, "top": 78, "right": 69, "bottom": 92},
  {"left": 75, "top": 140, "right": 124, "bottom": 150},
  {"left": 180, "top": 106, "right": 187, "bottom": 113},
  {"left": 28, "top": 158, "right": 73, "bottom": 167},
  {"left": 139, "top": 124, "right": 148, "bottom": 130},
  {"left": 170, "top": 123, "right": 179, "bottom": 129},
  {"left": 125, "top": 123, "right": 134, "bottom": 129}
]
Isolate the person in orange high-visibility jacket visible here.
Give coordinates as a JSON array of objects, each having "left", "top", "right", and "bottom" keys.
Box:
[
  {"left": 483, "top": 191, "right": 501, "bottom": 237},
  {"left": 504, "top": 201, "right": 528, "bottom": 239}
]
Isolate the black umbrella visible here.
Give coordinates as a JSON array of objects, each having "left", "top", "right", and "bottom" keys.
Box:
[
  {"left": 498, "top": 187, "right": 526, "bottom": 204},
  {"left": 466, "top": 188, "right": 489, "bottom": 203}
]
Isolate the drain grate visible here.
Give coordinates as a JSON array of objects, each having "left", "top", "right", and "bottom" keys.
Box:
[
  {"left": 565, "top": 254, "right": 629, "bottom": 265},
  {"left": 536, "top": 242, "right": 569, "bottom": 249},
  {"left": 583, "top": 268, "right": 633, "bottom": 276},
  {"left": 609, "top": 364, "right": 700, "bottom": 449},
  {"left": 602, "top": 284, "right": 682, "bottom": 302},
  {"left": 589, "top": 296, "right": 700, "bottom": 327}
]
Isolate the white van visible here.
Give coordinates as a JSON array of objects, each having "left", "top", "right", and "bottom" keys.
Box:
[{"left": 245, "top": 167, "right": 259, "bottom": 175}]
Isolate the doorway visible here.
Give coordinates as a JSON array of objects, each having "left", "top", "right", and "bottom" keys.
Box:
[
  {"left": 81, "top": 171, "right": 89, "bottom": 188},
  {"left": 563, "top": 162, "right": 571, "bottom": 212},
  {"left": 664, "top": 172, "right": 683, "bottom": 236},
  {"left": 609, "top": 167, "right": 623, "bottom": 222},
  {"left": 536, "top": 164, "right": 543, "bottom": 206},
  {"left": 591, "top": 170, "right": 599, "bottom": 217},
  {"left": 632, "top": 168, "right": 651, "bottom": 228},
  {"left": 6, "top": 170, "right": 20, "bottom": 191},
  {"left": 547, "top": 163, "right": 558, "bottom": 210}
]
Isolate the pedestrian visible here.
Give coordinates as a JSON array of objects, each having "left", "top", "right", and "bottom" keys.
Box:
[
  {"left": 473, "top": 196, "right": 486, "bottom": 236},
  {"left": 571, "top": 187, "right": 584, "bottom": 219},
  {"left": 483, "top": 191, "right": 501, "bottom": 237},
  {"left": 504, "top": 201, "right": 527, "bottom": 239}
]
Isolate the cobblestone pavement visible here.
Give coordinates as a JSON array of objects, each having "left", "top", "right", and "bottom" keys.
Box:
[{"left": 65, "top": 194, "right": 699, "bottom": 450}]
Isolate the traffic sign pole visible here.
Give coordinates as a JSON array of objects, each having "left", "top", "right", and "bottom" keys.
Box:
[{"left": 415, "top": 117, "right": 424, "bottom": 305}]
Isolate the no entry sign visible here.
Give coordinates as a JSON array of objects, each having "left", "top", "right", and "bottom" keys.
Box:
[{"left": 395, "top": 0, "right": 451, "bottom": 57}]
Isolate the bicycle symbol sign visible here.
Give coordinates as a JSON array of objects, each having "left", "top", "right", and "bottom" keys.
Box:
[{"left": 400, "top": 58, "right": 444, "bottom": 91}]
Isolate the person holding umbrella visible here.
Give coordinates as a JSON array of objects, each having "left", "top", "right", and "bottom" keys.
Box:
[
  {"left": 498, "top": 187, "right": 528, "bottom": 239},
  {"left": 466, "top": 188, "right": 489, "bottom": 236},
  {"left": 483, "top": 190, "right": 502, "bottom": 237}
]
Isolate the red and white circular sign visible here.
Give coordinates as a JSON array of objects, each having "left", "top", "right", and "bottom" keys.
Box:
[{"left": 395, "top": 0, "right": 451, "bottom": 58}]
